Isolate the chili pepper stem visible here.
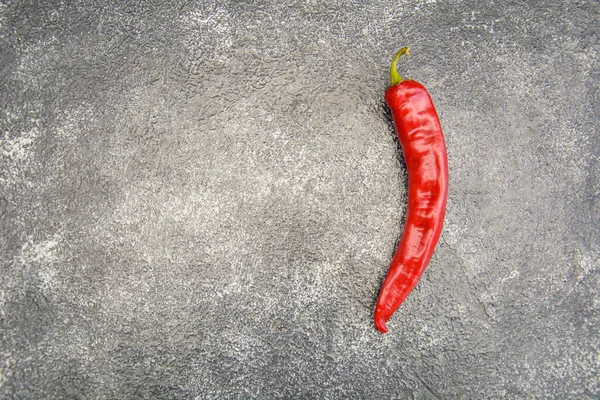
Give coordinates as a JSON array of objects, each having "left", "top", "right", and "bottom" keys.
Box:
[{"left": 390, "top": 47, "right": 411, "bottom": 86}]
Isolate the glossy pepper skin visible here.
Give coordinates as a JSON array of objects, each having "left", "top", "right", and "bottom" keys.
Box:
[{"left": 374, "top": 48, "right": 448, "bottom": 333}]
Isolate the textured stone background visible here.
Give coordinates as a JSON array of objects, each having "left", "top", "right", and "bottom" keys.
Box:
[{"left": 1, "top": 0, "right": 598, "bottom": 398}]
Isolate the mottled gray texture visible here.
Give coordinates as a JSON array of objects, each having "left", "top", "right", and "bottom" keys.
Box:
[{"left": 1, "top": 0, "right": 598, "bottom": 398}]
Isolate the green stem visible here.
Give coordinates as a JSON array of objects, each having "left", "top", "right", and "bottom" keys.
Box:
[{"left": 390, "top": 47, "right": 411, "bottom": 86}]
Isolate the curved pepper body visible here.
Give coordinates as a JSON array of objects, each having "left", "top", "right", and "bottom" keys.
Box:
[{"left": 374, "top": 79, "right": 448, "bottom": 333}]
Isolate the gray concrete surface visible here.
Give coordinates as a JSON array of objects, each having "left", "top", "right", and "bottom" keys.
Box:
[{"left": 1, "top": 0, "right": 598, "bottom": 398}]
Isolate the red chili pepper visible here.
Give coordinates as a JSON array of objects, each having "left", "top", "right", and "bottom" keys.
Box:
[{"left": 374, "top": 48, "right": 448, "bottom": 333}]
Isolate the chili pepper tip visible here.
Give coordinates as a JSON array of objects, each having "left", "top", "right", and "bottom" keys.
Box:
[{"left": 374, "top": 317, "right": 389, "bottom": 334}]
